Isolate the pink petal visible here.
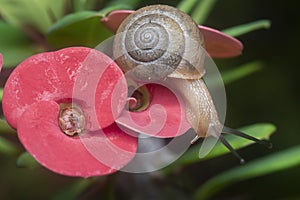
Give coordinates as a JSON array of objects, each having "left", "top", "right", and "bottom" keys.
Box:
[
  {"left": 101, "top": 10, "right": 243, "bottom": 58},
  {"left": 3, "top": 47, "right": 127, "bottom": 130},
  {"left": 18, "top": 101, "right": 138, "bottom": 177},
  {"left": 101, "top": 10, "right": 134, "bottom": 33},
  {"left": 116, "top": 84, "right": 191, "bottom": 138},
  {"left": 199, "top": 26, "right": 243, "bottom": 58}
]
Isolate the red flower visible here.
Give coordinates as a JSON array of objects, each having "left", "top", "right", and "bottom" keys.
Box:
[
  {"left": 116, "top": 84, "right": 191, "bottom": 138},
  {"left": 101, "top": 10, "right": 243, "bottom": 58},
  {"left": 3, "top": 47, "right": 138, "bottom": 177}
]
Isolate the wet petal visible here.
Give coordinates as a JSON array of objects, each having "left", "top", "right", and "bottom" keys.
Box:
[
  {"left": 100, "top": 10, "right": 243, "bottom": 58},
  {"left": 3, "top": 47, "right": 127, "bottom": 130},
  {"left": 116, "top": 84, "right": 191, "bottom": 138},
  {"left": 18, "top": 101, "right": 138, "bottom": 177}
]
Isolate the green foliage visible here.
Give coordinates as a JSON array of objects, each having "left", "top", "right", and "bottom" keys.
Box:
[
  {"left": 190, "top": 0, "right": 218, "bottom": 24},
  {"left": 46, "top": 11, "right": 112, "bottom": 49},
  {"left": 177, "top": 0, "right": 199, "bottom": 13},
  {"left": 0, "top": 119, "right": 16, "bottom": 134},
  {"left": 99, "top": 0, "right": 140, "bottom": 14},
  {"left": 165, "top": 123, "right": 275, "bottom": 172},
  {"left": 53, "top": 178, "right": 99, "bottom": 200},
  {"left": 222, "top": 61, "right": 263, "bottom": 85},
  {"left": 223, "top": 20, "right": 271, "bottom": 37},
  {"left": 72, "top": 0, "right": 99, "bottom": 12},
  {"left": 0, "top": 0, "right": 68, "bottom": 33},
  {"left": 16, "top": 152, "right": 40, "bottom": 169},
  {"left": 194, "top": 145, "right": 300, "bottom": 199},
  {"left": 0, "top": 136, "right": 20, "bottom": 156},
  {"left": 0, "top": 0, "right": 296, "bottom": 199},
  {"left": 0, "top": 21, "right": 38, "bottom": 68}
]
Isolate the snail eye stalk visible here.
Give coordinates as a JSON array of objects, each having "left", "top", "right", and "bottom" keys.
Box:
[
  {"left": 219, "top": 126, "right": 272, "bottom": 164},
  {"left": 219, "top": 134, "right": 245, "bottom": 164},
  {"left": 222, "top": 126, "right": 273, "bottom": 149}
]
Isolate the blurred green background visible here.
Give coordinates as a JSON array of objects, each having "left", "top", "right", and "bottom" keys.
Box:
[{"left": 0, "top": 0, "right": 299, "bottom": 199}]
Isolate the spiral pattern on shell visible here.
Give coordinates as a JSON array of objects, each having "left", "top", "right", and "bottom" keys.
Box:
[{"left": 113, "top": 5, "right": 206, "bottom": 81}]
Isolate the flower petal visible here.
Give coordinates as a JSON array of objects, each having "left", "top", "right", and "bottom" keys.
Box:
[
  {"left": 116, "top": 84, "right": 191, "bottom": 138},
  {"left": 18, "top": 101, "right": 138, "bottom": 177},
  {"left": 100, "top": 10, "right": 243, "bottom": 58},
  {"left": 3, "top": 47, "right": 127, "bottom": 130},
  {"left": 199, "top": 26, "right": 243, "bottom": 58},
  {"left": 101, "top": 10, "right": 134, "bottom": 33}
]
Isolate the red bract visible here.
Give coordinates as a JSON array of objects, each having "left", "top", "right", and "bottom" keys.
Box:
[
  {"left": 3, "top": 47, "right": 138, "bottom": 177},
  {"left": 3, "top": 47, "right": 127, "bottom": 129},
  {"left": 101, "top": 10, "right": 243, "bottom": 58},
  {"left": 18, "top": 101, "right": 137, "bottom": 177},
  {"left": 116, "top": 84, "right": 190, "bottom": 138}
]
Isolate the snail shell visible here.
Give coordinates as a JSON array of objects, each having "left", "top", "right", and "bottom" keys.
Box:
[
  {"left": 113, "top": 4, "right": 205, "bottom": 81},
  {"left": 112, "top": 5, "right": 271, "bottom": 160}
]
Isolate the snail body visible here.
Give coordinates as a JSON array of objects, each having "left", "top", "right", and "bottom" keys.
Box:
[{"left": 113, "top": 4, "right": 271, "bottom": 162}]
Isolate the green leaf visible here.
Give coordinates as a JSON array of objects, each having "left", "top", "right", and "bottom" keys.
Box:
[
  {"left": 46, "top": 11, "right": 113, "bottom": 49},
  {"left": 53, "top": 178, "right": 99, "bottom": 200},
  {"left": 177, "top": 0, "right": 199, "bottom": 14},
  {"left": 222, "top": 20, "right": 271, "bottom": 37},
  {"left": 16, "top": 152, "right": 40, "bottom": 169},
  {"left": 0, "top": 0, "right": 68, "bottom": 33},
  {"left": 99, "top": 0, "right": 140, "bottom": 15},
  {"left": 164, "top": 123, "right": 275, "bottom": 172},
  {"left": 194, "top": 145, "right": 300, "bottom": 200},
  {"left": 0, "top": 119, "right": 16, "bottom": 134},
  {"left": 0, "top": 21, "right": 38, "bottom": 68},
  {"left": 191, "top": 0, "right": 218, "bottom": 24},
  {"left": 72, "top": 0, "right": 97, "bottom": 12},
  {"left": 0, "top": 136, "right": 20, "bottom": 156},
  {"left": 222, "top": 61, "right": 263, "bottom": 85}
]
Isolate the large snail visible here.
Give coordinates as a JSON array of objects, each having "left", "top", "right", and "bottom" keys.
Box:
[{"left": 113, "top": 4, "right": 271, "bottom": 163}]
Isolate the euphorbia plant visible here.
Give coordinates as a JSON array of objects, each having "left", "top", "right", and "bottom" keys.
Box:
[
  {"left": 1, "top": 27, "right": 246, "bottom": 177},
  {"left": 1, "top": 3, "right": 269, "bottom": 176}
]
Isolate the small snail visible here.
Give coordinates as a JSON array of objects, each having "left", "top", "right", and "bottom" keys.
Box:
[
  {"left": 113, "top": 4, "right": 205, "bottom": 81},
  {"left": 113, "top": 5, "right": 271, "bottom": 163}
]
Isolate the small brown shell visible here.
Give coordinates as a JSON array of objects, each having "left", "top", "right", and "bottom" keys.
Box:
[{"left": 113, "top": 4, "right": 205, "bottom": 81}]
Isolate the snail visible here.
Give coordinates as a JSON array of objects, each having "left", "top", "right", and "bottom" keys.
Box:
[{"left": 113, "top": 4, "right": 271, "bottom": 163}]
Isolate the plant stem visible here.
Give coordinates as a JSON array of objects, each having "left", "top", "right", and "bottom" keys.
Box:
[{"left": 191, "top": 0, "right": 218, "bottom": 24}]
